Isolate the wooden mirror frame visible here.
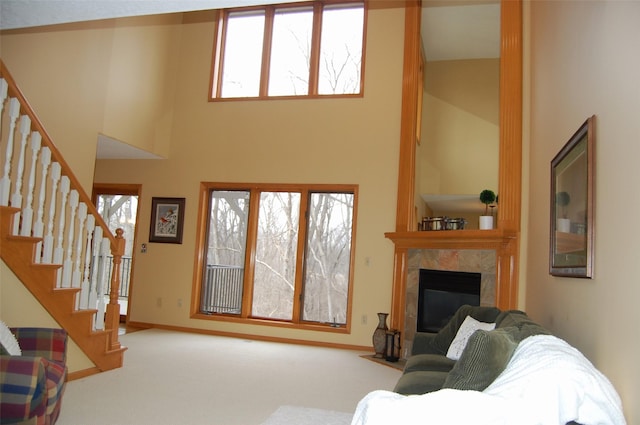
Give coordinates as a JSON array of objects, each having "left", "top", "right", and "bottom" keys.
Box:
[
  {"left": 388, "top": 0, "right": 523, "bottom": 330},
  {"left": 549, "top": 116, "right": 595, "bottom": 278}
]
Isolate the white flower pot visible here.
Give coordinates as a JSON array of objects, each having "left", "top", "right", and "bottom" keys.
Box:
[
  {"left": 557, "top": 218, "right": 571, "bottom": 233},
  {"left": 479, "top": 215, "right": 493, "bottom": 230}
]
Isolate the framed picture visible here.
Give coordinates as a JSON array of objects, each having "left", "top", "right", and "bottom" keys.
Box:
[
  {"left": 149, "top": 197, "right": 185, "bottom": 244},
  {"left": 549, "top": 116, "right": 595, "bottom": 278}
]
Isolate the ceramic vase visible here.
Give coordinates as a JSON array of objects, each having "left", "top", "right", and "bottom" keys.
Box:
[
  {"left": 479, "top": 215, "right": 493, "bottom": 230},
  {"left": 372, "top": 312, "right": 389, "bottom": 358},
  {"left": 557, "top": 218, "right": 571, "bottom": 233}
]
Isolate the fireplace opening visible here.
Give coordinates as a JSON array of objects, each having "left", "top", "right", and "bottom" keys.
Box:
[{"left": 417, "top": 269, "right": 481, "bottom": 333}]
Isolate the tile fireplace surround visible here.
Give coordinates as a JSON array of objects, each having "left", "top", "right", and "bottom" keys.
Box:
[{"left": 402, "top": 248, "right": 496, "bottom": 357}]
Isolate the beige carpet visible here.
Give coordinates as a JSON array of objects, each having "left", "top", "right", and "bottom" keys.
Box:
[
  {"left": 58, "top": 329, "right": 401, "bottom": 425},
  {"left": 260, "top": 405, "right": 352, "bottom": 425}
]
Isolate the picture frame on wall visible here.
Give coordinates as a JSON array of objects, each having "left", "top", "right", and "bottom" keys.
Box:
[
  {"left": 549, "top": 115, "right": 595, "bottom": 278},
  {"left": 149, "top": 197, "right": 185, "bottom": 244}
]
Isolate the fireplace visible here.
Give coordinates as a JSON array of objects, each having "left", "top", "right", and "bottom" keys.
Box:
[
  {"left": 402, "top": 248, "right": 496, "bottom": 357},
  {"left": 417, "top": 269, "right": 481, "bottom": 333}
]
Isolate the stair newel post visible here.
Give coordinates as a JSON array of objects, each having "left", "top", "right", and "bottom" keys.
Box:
[
  {"left": 20, "top": 131, "right": 41, "bottom": 237},
  {"left": 33, "top": 147, "right": 51, "bottom": 263},
  {"left": 0, "top": 98, "right": 20, "bottom": 206},
  {"left": 106, "top": 228, "right": 125, "bottom": 350}
]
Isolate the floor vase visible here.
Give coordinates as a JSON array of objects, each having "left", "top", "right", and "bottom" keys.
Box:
[{"left": 372, "top": 313, "right": 389, "bottom": 358}]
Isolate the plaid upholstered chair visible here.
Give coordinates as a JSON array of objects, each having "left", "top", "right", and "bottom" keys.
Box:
[{"left": 0, "top": 327, "right": 68, "bottom": 425}]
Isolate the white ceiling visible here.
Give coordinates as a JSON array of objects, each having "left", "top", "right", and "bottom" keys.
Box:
[
  {"left": 0, "top": 0, "right": 305, "bottom": 30},
  {"left": 421, "top": 2, "right": 500, "bottom": 62},
  {"left": 1, "top": 0, "right": 499, "bottom": 158}
]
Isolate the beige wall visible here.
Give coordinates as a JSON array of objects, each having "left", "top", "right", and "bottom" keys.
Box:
[
  {"left": 419, "top": 59, "right": 499, "bottom": 197},
  {"left": 0, "top": 14, "right": 181, "bottom": 191},
  {"left": 90, "top": 5, "right": 404, "bottom": 348},
  {"left": 525, "top": 1, "right": 640, "bottom": 421}
]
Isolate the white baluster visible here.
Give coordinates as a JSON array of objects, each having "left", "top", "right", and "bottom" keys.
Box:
[
  {"left": 33, "top": 147, "right": 51, "bottom": 263},
  {"left": 0, "top": 79, "right": 8, "bottom": 134},
  {"left": 88, "top": 226, "right": 104, "bottom": 316},
  {"left": 20, "top": 131, "right": 41, "bottom": 237},
  {"left": 54, "top": 176, "right": 70, "bottom": 287},
  {"left": 42, "top": 162, "right": 61, "bottom": 264},
  {"left": 61, "top": 189, "right": 79, "bottom": 288},
  {"left": 72, "top": 202, "right": 87, "bottom": 302},
  {"left": 10, "top": 115, "right": 32, "bottom": 234},
  {"left": 0, "top": 98, "right": 21, "bottom": 206},
  {"left": 95, "top": 238, "right": 110, "bottom": 331},
  {"left": 79, "top": 214, "right": 95, "bottom": 310}
]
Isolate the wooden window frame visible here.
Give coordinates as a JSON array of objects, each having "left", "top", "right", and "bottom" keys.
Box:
[
  {"left": 191, "top": 182, "right": 358, "bottom": 333},
  {"left": 209, "top": 0, "right": 367, "bottom": 101}
]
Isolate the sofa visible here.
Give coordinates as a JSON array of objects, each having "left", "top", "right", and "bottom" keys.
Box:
[
  {"left": 394, "top": 305, "right": 549, "bottom": 395},
  {"left": 351, "top": 305, "right": 626, "bottom": 425},
  {"left": 0, "top": 326, "right": 68, "bottom": 425}
]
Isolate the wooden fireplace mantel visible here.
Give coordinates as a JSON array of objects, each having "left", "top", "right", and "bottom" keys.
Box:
[
  {"left": 385, "top": 229, "right": 517, "bottom": 251},
  {"left": 385, "top": 230, "right": 520, "bottom": 333}
]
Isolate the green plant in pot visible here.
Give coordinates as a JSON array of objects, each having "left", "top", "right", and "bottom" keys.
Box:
[
  {"left": 479, "top": 189, "right": 497, "bottom": 230},
  {"left": 556, "top": 191, "right": 571, "bottom": 232}
]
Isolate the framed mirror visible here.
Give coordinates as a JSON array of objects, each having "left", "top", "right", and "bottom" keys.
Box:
[{"left": 550, "top": 115, "right": 595, "bottom": 278}]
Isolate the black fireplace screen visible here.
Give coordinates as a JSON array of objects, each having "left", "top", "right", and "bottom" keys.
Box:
[{"left": 417, "top": 269, "right": 481, "bottom": 333}]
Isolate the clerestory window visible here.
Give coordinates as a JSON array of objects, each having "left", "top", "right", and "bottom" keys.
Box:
[
  {"left": 193, "top": 183, "right": 357, "bottom": 331},
  {"left": 210, "top": 1, "right": 366, "bottom": 100}
]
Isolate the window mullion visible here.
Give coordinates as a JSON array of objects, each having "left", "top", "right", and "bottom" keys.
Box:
[
  {"left": 308, "top": 3, "right": 323, "bottom": 96},
  {"left": 241, "top": 188, "right": 261, "bottom": 317},
  {"left": 291, "top": 190, "right": 310, "bottom": 323},
  {"left": 259, "top": 7, "right": 275, "bottom": 98},
  {"left": 211, "top": 10, "right": 228, "bottom": 98}
]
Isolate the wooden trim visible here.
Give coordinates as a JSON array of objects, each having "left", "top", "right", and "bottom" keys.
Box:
[
  {"left": 127, "top": 321, "right": 371, "bottom": 352},
  {"left": 394, "top": 0, "right": 421, "bottom": 234},
  {"left": 190, "top": 182, "right": 358, "bottom": 330},
  {"left": 92, "top": 183, "right": 143, "bottom": 323},
  {"left": 67, "top": 367, "right": 102, "bottom": 381},
  {"left": 497, "top": 0, "right": 523, "bottom": 233}
]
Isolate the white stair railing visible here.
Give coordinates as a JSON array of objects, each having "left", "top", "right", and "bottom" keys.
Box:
[{"left": 0, "top": 61, "right": 124, "bottom": 351}]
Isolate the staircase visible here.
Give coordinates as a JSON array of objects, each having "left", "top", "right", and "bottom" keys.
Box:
[{"left": 0, "top": 60, "right": 126, "bottom": 372}]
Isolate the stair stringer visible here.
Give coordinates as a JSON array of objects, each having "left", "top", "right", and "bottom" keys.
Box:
[{"left": 1, "top": 206, "right": 126, "bottom": 372}]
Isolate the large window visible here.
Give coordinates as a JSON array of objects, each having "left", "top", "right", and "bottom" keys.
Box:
[
  {"left": 194, "top": 183, "right": 357, "bottom": 331},
  {"left": 211, "top": 1, "right": 366, "bottom": 100}
]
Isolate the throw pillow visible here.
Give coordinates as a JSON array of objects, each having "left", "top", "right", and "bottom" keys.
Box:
[
  {"left": 0, "top": 320, "right": 22, "bottom": 356},
  {"left": 431, "top": 305, "right": 501, "bottom": 355},
  {"left": 443, "top": 328, "right": 518, "bottom": 391},
  {"left": 445, "top": 315, "right": 495, "bottom": 360}
]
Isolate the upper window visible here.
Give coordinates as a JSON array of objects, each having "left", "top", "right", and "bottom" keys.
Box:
[{"left": 211, "top": 1, "right": 366, "bottom": 100}]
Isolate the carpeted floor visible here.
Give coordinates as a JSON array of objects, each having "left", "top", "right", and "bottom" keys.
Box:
[
  {"left": 59, "top": 328, "right": 400, "bottom": 425},
  {"left": 260, "top": 405, "right": 352, "bottom": 425}
]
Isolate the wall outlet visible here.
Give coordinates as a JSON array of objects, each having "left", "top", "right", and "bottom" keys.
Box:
[
  {"left": 156, "top": 297, "right": 162, "bottom": 308},
  {"left": 361, "top": 314, "right": 367, "bottom": 325},
  {"left": 177, "top": 298, "right": 183, "bottom": 307}
]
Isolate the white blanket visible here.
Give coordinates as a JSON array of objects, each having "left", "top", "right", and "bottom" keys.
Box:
[{"left": 351, "top": 335, "right": 626, "bottom": 425}]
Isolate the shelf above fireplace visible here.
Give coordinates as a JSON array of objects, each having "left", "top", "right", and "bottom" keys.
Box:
[{"left": 385, "top": 229, "right": 517, "bottom": 250}]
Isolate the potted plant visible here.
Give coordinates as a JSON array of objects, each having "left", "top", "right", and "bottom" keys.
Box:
[
  {"left": 479, "top": 189, "right": 496, "bottom": 229},
  {"left": 556, "top": 191, "right": 571, "bottom": 232}
]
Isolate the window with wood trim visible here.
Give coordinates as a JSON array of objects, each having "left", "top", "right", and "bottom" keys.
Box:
[
  {"left": 194, "top": 183, "right": 357, "bottom": 331},
  {"left": 210, "top": 1, "right": 366, "bottom": 100}
]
